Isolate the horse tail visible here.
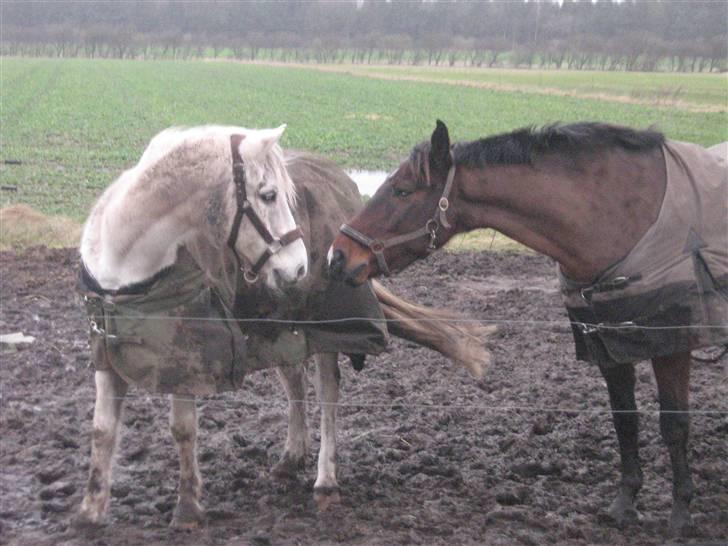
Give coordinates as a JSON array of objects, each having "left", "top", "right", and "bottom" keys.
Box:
[{"left": 372, "top": 280, "right": 496, "bottom": 379}]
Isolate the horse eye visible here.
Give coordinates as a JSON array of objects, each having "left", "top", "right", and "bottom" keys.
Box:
[
  {"left": 260, "top": 190, "right": 277, "bottom": 203},
  {"left": 393, "top": 188, "right": 412, "bottom": 198}
]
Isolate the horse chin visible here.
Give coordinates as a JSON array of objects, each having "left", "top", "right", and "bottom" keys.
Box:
[{"left": 263, "top": 276, "right": 293, "bottom": 298}]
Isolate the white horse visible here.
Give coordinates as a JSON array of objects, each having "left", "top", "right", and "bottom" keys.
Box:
[
  {"left": 80, "top": 124, "right": 306, "bottom": 294},
  {"left": 77, "top": 125, "right": 309, "bottom": 527}
]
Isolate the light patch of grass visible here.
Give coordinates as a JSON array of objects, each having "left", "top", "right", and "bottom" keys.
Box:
[
  {"left": 0, "top": 204, "right": 82, "bottom": 250},
  {"left": 332, "top": 64, "right": 728, "bottom": 111},
  {"left": 445, "top": 229, "right": 530, "bottom": 253}
]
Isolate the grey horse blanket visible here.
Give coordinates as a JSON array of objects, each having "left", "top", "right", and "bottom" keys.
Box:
[
  {"left": 81, "top": 152, "right": 387, "bottom": 394},
  {"left": 560, "top": 140, "right": 728, "bottom": 367},
  {"left": 80, "top": 249, "right": 250, "bottom": 395}
]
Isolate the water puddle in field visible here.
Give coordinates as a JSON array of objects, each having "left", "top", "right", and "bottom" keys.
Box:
[{"left": 346, "top": 169, "right": 388, "bottom": 197}]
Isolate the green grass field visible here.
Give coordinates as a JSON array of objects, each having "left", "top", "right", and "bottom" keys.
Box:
[{"left": 2, "top": 57, "right": 726, "bottom": 225}]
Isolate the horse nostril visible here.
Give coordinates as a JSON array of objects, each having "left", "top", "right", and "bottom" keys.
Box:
[
  {"left": 329, "top": 249, "right": 346, "bottom": 280},
  {"left": 296, "top": 265, "right": 306, "bottom": 280}
]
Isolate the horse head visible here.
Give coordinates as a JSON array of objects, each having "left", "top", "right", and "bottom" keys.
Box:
[
  {"left": 229, "top": 125, "right": 308, "bottom": 293},
  {"left": 329, "top": 120, "right": 459, "bottom": 285}
]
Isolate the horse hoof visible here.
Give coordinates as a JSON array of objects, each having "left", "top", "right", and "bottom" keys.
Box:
[
  {"left": 171, "top": 518, "right": 203, "bottom": 530},
  {"left": 72, "top": 510, "right": 106, "bottom": 530},
  {"left": 271, "top": 455, "right": 305, "bottom": 480},
  {"left": 606, "top": 498, "right": 641, "bottom": 527},
  {"left": 171, "top": 499, "right": 206, "bottom": 529},
  {"left": 314, "top": 486, "right": 341, "bottom": 512},
  {"left": 669, "top": 506, "right": 694, "bottom": 537}
]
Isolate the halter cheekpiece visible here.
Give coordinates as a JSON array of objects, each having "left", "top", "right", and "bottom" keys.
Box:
[
  {"left": 339, "top": 157, "right": 456, "bottom": 276},
  {"left": 227, "top": 134, "right": 303, "bottom": 283}
]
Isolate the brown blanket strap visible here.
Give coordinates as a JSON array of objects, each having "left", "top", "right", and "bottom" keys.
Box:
[{"left": 570, "top": 274, "right": 643, "bottom": 303}]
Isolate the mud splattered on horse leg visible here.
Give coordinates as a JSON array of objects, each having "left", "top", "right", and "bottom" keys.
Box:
[
  {"left": 652, "top": 352, "right": 694, "bottom": 536},
  {"left": 271, "top": 364, "right": 309, "bottom": 479},
  {"left": 76, "top": 370, "right": 128, "bottom": 526},
  {"left": 313, "top": 353, "right": 341, "bottom": 511},
  {"left": 600, "top": 363, "right": 643, "bottom": 526},
  {"left": 169, "top": 395, "right": 205, "bottom": 528}
]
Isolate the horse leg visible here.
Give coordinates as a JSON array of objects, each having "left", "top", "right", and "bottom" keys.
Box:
[
  {"left": 651, "top": 352, "right": 693, "bottom": 535},
  {"left": 600, "top": 363, "right": 643, "bottom": 526},
  {"left": 271, "top": 364, "right": 309, "bottom": 479},
  {"left": 169, "top": 395, "right": 205, "bottom": 528},
  {"left": 312, "top": 353, "right": 341, "bottom": 510},
  {"left": 76, "top": 369, "right": 128, "bottom": 526}
]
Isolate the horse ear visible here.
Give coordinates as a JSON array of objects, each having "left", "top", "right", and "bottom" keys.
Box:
[
  {"left": 430, "top": 120, "right": 452, "bottom": 171},
  {"left": 239, "top": 124, "right": 286, "bottom": 160},
  {"left": 260, "top": 124, "right": 286, "bottom": 155}
]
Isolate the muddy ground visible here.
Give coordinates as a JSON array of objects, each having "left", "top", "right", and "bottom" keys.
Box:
[{"left": 1, "top": 247, "right": 726, "bottom": 545}]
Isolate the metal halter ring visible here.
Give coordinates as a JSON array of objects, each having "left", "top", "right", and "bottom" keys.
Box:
[
  {"left": 243, "top": 270, "right": 259, "bottom": 284},
  {"left": 438, "top": 197, "right": 449, "bottom": 212},
  {"left": 370, "top": 241, "right": 385, "bottom": 253}
]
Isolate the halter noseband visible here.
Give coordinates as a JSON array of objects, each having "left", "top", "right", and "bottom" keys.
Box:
[
  {"left": 339, "top": 160, "right": 456, "bottom": 276},
  {"left": 227, "top": 134, "right": 303, "bottom": 283}
]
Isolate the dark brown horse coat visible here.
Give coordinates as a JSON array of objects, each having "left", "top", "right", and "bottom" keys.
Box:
[{"left": 560, "top": 141, "right": 728, "bottom": 366}]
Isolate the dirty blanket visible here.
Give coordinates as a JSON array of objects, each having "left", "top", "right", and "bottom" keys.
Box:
[
  {"left": 560, "top": 140, "right": 728, "bottom": 367},
  {"left": 81, "top": 152, "right": 388, "bottom": 395}
]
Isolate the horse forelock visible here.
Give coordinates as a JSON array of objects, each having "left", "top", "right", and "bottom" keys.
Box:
[{"left": 246, "top": 142, "right": 298, "bottom": 208}]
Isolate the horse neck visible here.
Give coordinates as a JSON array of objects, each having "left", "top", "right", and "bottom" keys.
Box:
[
  {"left": 81, "top": 170, "right": 234, "bottom": 290},
  {"left": 454, "top": 148, "right": 666, "bottom": 281}
]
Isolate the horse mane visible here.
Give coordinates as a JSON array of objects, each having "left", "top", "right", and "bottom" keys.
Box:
[{"left": 451, "top": 122, "right": 666, "bottom": 168}]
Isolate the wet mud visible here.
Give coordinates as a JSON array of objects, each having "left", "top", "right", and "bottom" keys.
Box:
[{"left": 1, "top": 247, "right": 726, "bottom": 545}]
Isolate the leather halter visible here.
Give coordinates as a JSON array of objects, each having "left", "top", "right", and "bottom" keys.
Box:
[
  {"left": 339, "top": 161, "right": 456, "bottom": 276},
  {"left": 227, "top": 134, "right": 303, "bottom": 283}
]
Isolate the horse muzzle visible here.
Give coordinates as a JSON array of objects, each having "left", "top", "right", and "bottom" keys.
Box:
[{"left": 328, "top": 247, "right": 369, "bottom": 286}]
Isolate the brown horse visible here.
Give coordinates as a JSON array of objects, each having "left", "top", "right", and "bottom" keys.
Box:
[{"left": 329, "top": 120, "right": 728, "bottom": 535}]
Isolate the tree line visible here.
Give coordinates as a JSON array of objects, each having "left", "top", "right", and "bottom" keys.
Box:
[{"left": 2, "top": 0, "right": 726, "bottom": 72}]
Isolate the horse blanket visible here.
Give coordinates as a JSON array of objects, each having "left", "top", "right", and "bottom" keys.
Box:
[
  {"left": 80, "top": 248, "right": 250, "bottom": 395},
  {"left": 80, "top": 151, "right": 388, "bottom": 394},
  {"left": 232, "top": 151, "right": 389, "bottom": 356},
  {"left": 560, "top": 140, "right": 728, "bottom": 367}
]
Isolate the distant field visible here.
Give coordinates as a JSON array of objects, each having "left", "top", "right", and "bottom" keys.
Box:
[
  {"left": 337, "top": 65, "right": 728, "bottom": 110},
  {"left": 1, "top": 57, "right": 726, "bottom": 222}
]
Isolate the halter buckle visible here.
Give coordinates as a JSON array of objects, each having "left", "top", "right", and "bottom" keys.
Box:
[{"left": 426, "top": 219, "right": 439, "bottom": 250}]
